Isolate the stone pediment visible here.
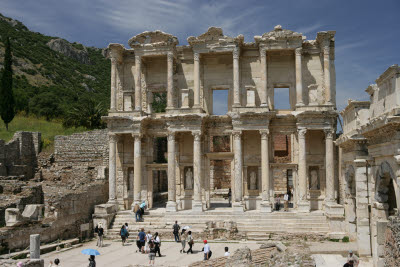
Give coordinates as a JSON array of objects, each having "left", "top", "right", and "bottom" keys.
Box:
[
  {"left": 128, "top": 30, "right": 178, "bottom": 48},
  {"left": 187, "top": 27, "right": 244, "bottom": 46},
  {"left": 255, "top": 25, "right": 303, "bottom": 43}
]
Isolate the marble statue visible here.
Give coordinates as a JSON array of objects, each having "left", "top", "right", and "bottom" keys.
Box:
[
  {"left": 250, "top": 171, "right": 257, "bottom": 190},
  {"left": 186, "top": 168, "right": 193, "bottom": 190},
  {"left": 310, "top": 169, "right": 319, "bottom": 190}
]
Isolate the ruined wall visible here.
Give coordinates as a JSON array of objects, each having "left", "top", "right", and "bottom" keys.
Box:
[{"left": 384, "top": 215, "right": 400, "bottom": 266}]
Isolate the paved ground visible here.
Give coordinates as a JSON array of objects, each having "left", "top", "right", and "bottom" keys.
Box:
[
  {"left": 313, "top": 254, "right": 373, "bottom": 267},
  {"left": 41, "top": 239, "right": 261, "bottom": 267}
]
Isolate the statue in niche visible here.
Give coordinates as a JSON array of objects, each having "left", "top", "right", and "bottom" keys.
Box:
[
  {"left": 250, "top": 171, "right": 257, "bottom": 190},
  {"left": 310, "top": 169, "right": 320, "bottom": 190},
  {"left": 185, "top": 168, "right": 193, "bottom": 190}
]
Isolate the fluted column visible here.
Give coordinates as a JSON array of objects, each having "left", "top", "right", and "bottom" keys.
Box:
[
  {"left": 260, "top": 47, "right": 269, "bottom": 108},
  {"left": 325, "top": 129, "right": 335, "bottom": 203},
  {"left": 108, "top": 134, "right": 117, "bottom": 204},
  {"left": 110, "top": 58, "right": 117, "bottom": 111},
  {"left": 232, "top": 130, "right": 244, "bottom": 211},
  {"left": 295, "top": 48, "right": 304, "bottom": 106},
  {"left": 133, "top": 134, "right": 142, "bottom": 205},
  {"left": 135, "top": 55, "right": 142, "bottom": 111},
  {"left": 166, "top": 132, "right": 177, "bottom": 212},
  {"left": 192, "top": 131, "right": 203, "bottom": 211},
  {"left": 167, "top": 52, "right": 174, "bottom": 109},
  {"left": 323, "top": 46, "right": 332, "bottom": 105},
  {"left": 297, "top": 128, "right": 310, "bottom": 212},
  {"left": 260, "top": 130, "right": 272, "bottom": 212},
  {"left": 193, "top": 52, "right": 201, "bottom": 108},
  {"left": 233, "top": 47, "right": 240, "bottom": 107}
]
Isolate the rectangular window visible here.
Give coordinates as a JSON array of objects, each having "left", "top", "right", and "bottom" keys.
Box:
[
  {"left": 274, "top": 87, "right": 290, "bottom": 110},
  {"left": 212, "top": 89, "right": 229, "bottom": 115}
]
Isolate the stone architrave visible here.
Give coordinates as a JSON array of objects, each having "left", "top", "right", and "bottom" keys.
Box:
[{"left": 166, "top": 132, "right": 177, "bottom": 212}]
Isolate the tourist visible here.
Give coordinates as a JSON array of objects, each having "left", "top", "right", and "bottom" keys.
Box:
[
  {"left": 135, "top": 229, "right": 142, "bottom": 253},
  {"left": 344, "top": 250, "right": 359, "bottom": 267},
  {"left": 180, "top": 229, "right": 187, "bottom": 253},
  {"left": 96, "top": 223, "right": 104, "bottom": 247},
  {"left": 145, "top": 230, "right": 153, "bottom": 253},
  {"left": 120, "top": 225, "right": 128, "bottom": 246},
  {"left": 173, "top": 221, "right": 180, "bottom": 242},
  {"left": 88, "top": 255, "right": 96, "bottom": 267},
  {"left": 138, "top": 228, "right": 146, "bottom": 253},
  {"left": 148, "top": 240, "right": 156, "bottom": 266},
  {"left": 153, "top": 232, "right": 162, "bottom": 257},
  {"left": 289, "top": 186, "right": 294, "bottom": 208},
  {"left": 275, "top": 196, "right": 281, "bottom": 211},
  {"left": 202, "top": 240, "right": 212, "bottom": 260},
  {"left": 228, "top": 188, "right": 232, "bottom": 207},
  {"left": 284, "top": 192, "right": 289, "bottom": 211},
  {"left": 224, "top": 247, "right": 230, "bottom": 256},
  {"left": 48, "top": 258, "right": 61, "bottom": 266},
  {"left": 186, "top": 231, "right": 194, "bottom": 254},
  {"left": 133, "top": 203, "right": 140, "bottom": 222},
  {"left": 17, "top": 262, "right": 23, "bottom": 267}
]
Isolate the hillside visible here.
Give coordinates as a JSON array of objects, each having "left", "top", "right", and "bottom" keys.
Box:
[{"left": 0, "top": 13, "right": 111, "bottom": 121}]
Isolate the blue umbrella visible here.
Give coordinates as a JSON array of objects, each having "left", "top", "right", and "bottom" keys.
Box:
[{"left": 81, "top": 249, "right": 100, "bottom": 256}]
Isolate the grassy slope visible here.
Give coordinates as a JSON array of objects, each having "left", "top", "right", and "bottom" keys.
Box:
[{"left": 0, "top": 115, "right": 86, "bottom": 151}]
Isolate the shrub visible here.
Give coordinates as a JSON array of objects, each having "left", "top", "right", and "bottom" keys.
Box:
[{"left": 342, "top": 236, "right": 350, "bottom": 243}]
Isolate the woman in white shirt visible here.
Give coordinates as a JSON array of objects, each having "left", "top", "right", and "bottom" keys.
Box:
[{"left": 145, "top": 230, "right": 152, "bottom": 253}]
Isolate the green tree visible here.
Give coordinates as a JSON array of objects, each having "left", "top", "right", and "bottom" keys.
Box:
[
  {"left": 63, "top": 97, "right": 106, "bottom": 129},
  {"left": 29, "top": 91, "right": 62, "bottom": 120},
  {"left": 0, "top": 37, "right": 15, "bottom": 130}
]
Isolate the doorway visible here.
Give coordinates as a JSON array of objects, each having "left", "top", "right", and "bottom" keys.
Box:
[
  {"left": 152, "top": 170, "right": 168, "bottom": 208},
  {"left": 210, "top": 159, "right": 232, "bottom": 209}
]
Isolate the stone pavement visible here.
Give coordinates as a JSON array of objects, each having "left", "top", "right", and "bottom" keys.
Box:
[
  {"left": 312, "top": 254, "right": 373, "bottom": 267},
  {"left": 40, "top": 239, "right": 261, "bottom": 267}
]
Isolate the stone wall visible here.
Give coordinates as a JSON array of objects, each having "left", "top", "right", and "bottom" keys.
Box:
[
  {"left": 54, "top": 129, "right": 108, "bottom": 166},
  {"left": 384, "top": 215, "right": 400, "bottom": 266}
]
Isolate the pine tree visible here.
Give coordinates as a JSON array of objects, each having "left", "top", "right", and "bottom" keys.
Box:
[{"left": 0, "top": 37, "right": 15, "bottom": 130}]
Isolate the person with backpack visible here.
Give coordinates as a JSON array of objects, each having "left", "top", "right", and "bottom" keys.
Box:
[
  {"left": 153, "top": 232, "right": 162, "bottom": 257},
  {"left": 202, "top": 240, "right": 212, "bottom": 260},
  {"left": 96, "top": 223, "right": 104, "bottom": 247},
  {"left": 133, "top": 203, "right": 141, "bottom": 222},
  {"left": 186, "top": 231, "right": 194, "bottom": 254},
  {"left": 120, "top": 225, "right": 128, "bottom": 246},
  {"left": 137, "top": 228, "right": 146, "bottom": 253},
  {"left": 148, "top": 241, "right": 156, "bottom": 266},
  {"left": 172, "top": 221, "right": 180, "bottom": 242}
]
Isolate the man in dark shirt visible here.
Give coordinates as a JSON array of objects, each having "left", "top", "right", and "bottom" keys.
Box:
[
  {"left": 173, "top": 221, "right": 180, "bottom": 242},
  {"left": 138, "top": 228, "right": 146, "bottom": 253}
]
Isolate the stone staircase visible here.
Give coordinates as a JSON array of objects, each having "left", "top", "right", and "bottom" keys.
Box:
[{"left": 106, "top": 209, "right": 330, "bottom": 241}]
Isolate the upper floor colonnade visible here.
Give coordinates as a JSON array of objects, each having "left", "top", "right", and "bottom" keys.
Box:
[{"left": 107, "top": 25, "right": 336, "bottom": 115}]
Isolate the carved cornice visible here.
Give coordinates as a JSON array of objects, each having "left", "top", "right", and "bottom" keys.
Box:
[
  {"left": 187, "top": 27, "right": 244, "bottom": 47},
  {"left": 128, "top": 30, "right": 179, "bottom": 48}
]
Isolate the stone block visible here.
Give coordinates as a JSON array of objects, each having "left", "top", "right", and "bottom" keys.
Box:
[
  {"left": 94, "top": 203, "right": 118, "bottom": 215},
  {"left": 5, "top": 208, "right": 25, "bottom": 226},
  {"left": 22, "top": 204, "right": 45, "bottom": 221},
  {"left": 96, "top": 166, "right": 107, "bottom": 180},
  {"left": 232, "top": 202, "right": 245, "bottom": 213},
  {"left": 246, "top": 88, "right": 256, "bottom": 107},
  {"left": 297, "top": 201, "right": 310, "bottom": 212},
  {"left": 376, "top": 220, "right": 388, "bottom": 245},
  {"left": 181, "top": 89, "right": 190, "bottom": 108},
  {"left": 166, "top": 201, "right": 178, "bottom": 212},
  {"left": 191, "top": 201, "right": 203, "bottom": 213},
  {"left": 260, "top": 201, "right": 272, "bottom": 213}
]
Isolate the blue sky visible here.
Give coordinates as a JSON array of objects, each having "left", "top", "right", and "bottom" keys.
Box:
[{"left": 1, "top": 0, "right": 399, "bottom": 113}]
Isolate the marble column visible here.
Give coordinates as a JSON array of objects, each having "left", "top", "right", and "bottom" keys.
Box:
[
  {"left": 108, "top": 134, "right": 117, "bottom": 204},
  {"left": 135, "top": 55, "right": 142, "bottom": 111},
  {"left": 297, "top": 128, "right": 310, "bottom": 212},
  {"left": 323, "top": 46, "right": 332, "bottom": 105},
  {"left": 133, "top": 134, "right": 142, "bottom": 205},
  {"left": 325, "top": 129, "right": 335, "bottom": 203},
  {"left": 166, "top": 132, "right": 177, "bottom": 212},
  {"left": 260, "top": 130, "right": 272, "bottom": 212},
  {"left": 260, "top": 47, "right": 269, "bottom": 108},
  {"left": 233, "top": 47, "right": 240, "bottom": 107},
  {"left": 193, "top": 52, "right": 201, "bottom": 108},
  {"left": 232, "top": 130, "right": 244, "bottom": 212},
  {"left": 110, "top": 58, "right": 117, "bottom": 111},
  {"left": 295, "top": 48, "right": 304, "bottom": 106},
  {"left": 30, "top": 234, "right": 40, "bottom": 259},
  {"left": 192, "top": 131, "right": 203, "bottom": 212},
  {"left": 167, "top": 52, "right": 174, "bottom": 109}
]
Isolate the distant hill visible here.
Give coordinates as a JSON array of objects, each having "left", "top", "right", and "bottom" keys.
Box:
[{"left": 0, "top": 13, "right": 110, "bottom": 120}]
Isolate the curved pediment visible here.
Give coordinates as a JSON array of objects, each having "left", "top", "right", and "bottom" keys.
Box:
[
  {"left": 255, "top": 25, "right": 303, "bottom": 42},
  {"left": 187, "top": 27, "right": 244, "bottom": 46},
  {"left": 128, "top": 30, "right": 178, "bottom": 48}
]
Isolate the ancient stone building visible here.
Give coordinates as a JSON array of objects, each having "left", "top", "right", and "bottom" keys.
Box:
[
  {"left": 103, "top": 25, "right": 341, "bottom": 218},
  {"left": 337, "top": 64, "right": 400, "bottom": 266}
]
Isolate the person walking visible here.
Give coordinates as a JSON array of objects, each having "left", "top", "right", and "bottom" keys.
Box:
[
  {"left": 148, "top": 241, "right": 156, "bottom": 266},
  {"left": 173, "top": 221, "right": 180, "bottom": 242},
  {"left": 186, "top": 231, "right": 194, "bottom": 254},
  {"left": 133, "top": 203, "right": 141, "bottom": 222},
  {"left": 228, "top": 188, "right": 232, "bottom": 207},
  {"left": 88, "top": 255, "right": 96, "bottom": 267},
  {"left": 120, "top": 225, "right": 128, "bottom": 246},
  {"left": 203, "top": 240, "right": 211, "bottom": 260},
  {"left": 153, "top": 232, "right": 162, "bottom": 257},
  {"left": 96, "top": 223, "right": 104, "bottom": 247},
  {"left": 48, "top": 258, "right": 61, "bottom": 266},
  {"left": 145, "top": 230, "right": 153, "bottom": 253},
  {"left": 138, "top": 228, "right": 146, "bottom": 253},
  {"left": 284, "top": 192, "right": 289, "bottom": 211},
  {"left": 180, "top": 229, "right": 187, "bottom": 253}
]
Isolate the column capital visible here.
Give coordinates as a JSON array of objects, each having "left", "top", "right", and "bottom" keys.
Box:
[
  {"left": 109, "top": 133, "right": 118, "bottom": 143},
  {"left": 260, "top": 129, "right": 270, "bottom": 139},
  {"left": 110, "top": 57, "right": 118, "bottom": 65},
  {"left": 295, "top": 47, "right": 303, "bottom": 56},
  {"left": 192, "top": 131, "right": 202, "bottom": 141},
  {"left": 193, "top": 52, "right": 200, "bottom": 61},
  {"left": 167, "top": 51, "right": 174, "bottom": 63},
  {"left": 323, "top": 46, "right": 330, "bottom": 57},
  {"left": 324, "top": 128, "right": 334, "bottom": 139},
  {"left": 132, "top": 133, "right": 142, "bottom": 141},
  {"left": 298, "top": 128, "right": 307, "bottom": 138},
  {"left": 167, "top": 131, "right": 175, "bottom": 141},
  {"left": 259, "top": 46, "right": 267, "bottom": 54},
  {"left": 233, "top": 46, "right": 240, "bottom": 59},
  {"left": 232, "top": 130, "right": 242, "bottom": 140}
]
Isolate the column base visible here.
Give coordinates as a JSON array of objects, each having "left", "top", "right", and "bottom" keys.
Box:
[
  {"left": 108, "top": 199, "right": 118, "bottom": 205},
  {"left": 192, "top": 201, "right": 203, "bottom": 213},
  {"left": 166, "top": 201, "right": 178, "bottom": 212},
  {"left": 232, "top": 202, "right": 245, "bottom": 213},
  {"left": 260, "top": 201, "right": 272, "bottom": 213},
  {"left": 295, "top": 103, "right": 305, "bottom": 108},
  {"left": 260, "top": 103, "right": 270, "bottom": 109},
  {"left": 297, "top": 201, "right": 310, "bottom": 212},
  {"left": 191, "top": 106, "right": 204, "bottom": 113}
]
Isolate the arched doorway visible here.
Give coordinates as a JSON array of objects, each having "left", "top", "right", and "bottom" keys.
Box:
[{"left": 375, "top": 161, "right": 398, "bottom": 216}]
